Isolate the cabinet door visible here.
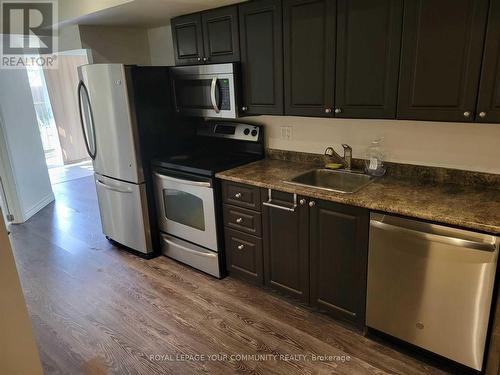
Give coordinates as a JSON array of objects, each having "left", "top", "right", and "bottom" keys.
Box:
[
  {"left": 309, "top": 199, "right": 369, "bottom": 329},
  {"left": 262, "top": 190, "right": 309, "bottom": 302},
  {"left": 202, "top": 6, "right": 240, "bottom": 64},
  {"left": 225, "top": 228, "right": 264, "bottom": 285},
  {"left": 335, "top": 0, "right": 403, "bottom": 119},
  {"left": 477, "top": 0, "right": 500, "bottom": 123},
  {"left": 283, "top": 0, "right": 336, "bottom": 117},
  {"left": 171, "top": 13, "right": 204, "bottom": 65},
  {"left": 397, "top": 0, "right": 489, "bottom": 122},
  {"left": 239, "top": 0, "right": 284, "bottom": 115}
]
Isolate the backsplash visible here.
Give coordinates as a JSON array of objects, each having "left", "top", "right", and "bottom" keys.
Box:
[
  {"left": 266, "top": 149, "right": 500, "bottom": 189},
  {"left": 243, "top": 115, "right": 500, "bottom": 175}
]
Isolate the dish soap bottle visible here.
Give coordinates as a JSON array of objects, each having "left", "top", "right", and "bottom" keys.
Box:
[{"left": 365, "top": 138, "right": 386, "bottom": 176}]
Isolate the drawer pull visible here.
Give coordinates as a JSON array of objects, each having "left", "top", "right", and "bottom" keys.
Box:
[
  {"left": 237, "top": 244, "right": 245, "bottom": 250},
  {"left": 236, "top": 217, "right": 243, "bottom": 224},
  {"left": 235, "top": 192, "right": 242, "bottom": 199},
  {"left": 262, "top": 189, "right": 297, "bottom": 212}
]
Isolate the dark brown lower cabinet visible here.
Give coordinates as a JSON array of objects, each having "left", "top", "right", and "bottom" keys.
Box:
[
  {"left": 225, "top": 228, "right": 263, "bottom": 284},
  {"left": 309, "top": 199, "right": 369, "bottom": 329},
  {"left": 223, "top": 182, "right": 370, "bottom": 329},
  {"left": 262, "top": 190, "right": 309, "bottom": 302}
]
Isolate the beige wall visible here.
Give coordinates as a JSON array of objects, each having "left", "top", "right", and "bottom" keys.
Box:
[
  {"left": 0, "top": 213, "right": 43, "bottom": 375},
  {"left": 148, "top": 24, "right": 175, "bottom": 66},
  {"left": 80, "top": 25, "right": 151, "bottom": 65},
  {"left": 57, "top": 24, "right": 82, "bottom": 52},
  {"left": 242, "top": 116, "right": 500, "bottom": 174},
  {"left": 59, "top": 0, "right": 133, "bottom": 23}
]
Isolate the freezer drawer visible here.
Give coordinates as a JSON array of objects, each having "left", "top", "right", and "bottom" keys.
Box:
[
  {"left": 160, "top": 233, "right": 221, "bottom": 278},
  {"left": 367, "top": 213, "right": 499, "bottom": 371},
  {"left": 94, "top": 174, "right": 152, "bottom": 254}
]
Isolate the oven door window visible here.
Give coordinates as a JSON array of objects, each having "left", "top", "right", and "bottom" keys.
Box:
[
  {"left": 163, "top": 189, "right": 205, "bottom": 231},
  {"left": 175, "top": 79, "right": 213, "bottom": 110}
]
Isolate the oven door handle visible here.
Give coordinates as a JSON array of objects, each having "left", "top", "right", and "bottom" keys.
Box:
[
  {"left": 210, "top": 77, "right": 220, "bottom": 113},
  {"left": 153, "top": 172, "right": 212, "bottom": 188}
]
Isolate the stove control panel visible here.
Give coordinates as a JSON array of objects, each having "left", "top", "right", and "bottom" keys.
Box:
[{"left": 197, "top": 121, "right": 262, "bottom": 142}]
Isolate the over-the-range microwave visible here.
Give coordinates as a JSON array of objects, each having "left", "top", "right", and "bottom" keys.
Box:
[{"left": 170, "top": 63, "right": 240, "bottom": 119}]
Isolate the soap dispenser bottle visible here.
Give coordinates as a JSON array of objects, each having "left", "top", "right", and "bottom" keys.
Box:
[{"left": 365, "top": 138, "right": 386, "bottom": 176}]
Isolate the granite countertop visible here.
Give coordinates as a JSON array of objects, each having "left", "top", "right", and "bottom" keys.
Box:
[{"left": 216, "top": 158, "right": 500, "bottom": 235}]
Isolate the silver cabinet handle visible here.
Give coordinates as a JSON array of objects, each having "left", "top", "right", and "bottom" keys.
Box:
[
  {"left": 210, "top": 77, "right": 220, "bottom": 113},
  {"left": 463, "top": 111, "right": 471, "bottom": 118},
  {"left": 202, "top": 57, "right": 208, "bottom": 62},
  {"left": 96, "top": 180, "right": 132, "bottom": 194},
  {"left": 325, "top": 108, "right": 332, "bottom": 114},
  {"left": 370, "top": 219, "right": 496, "bottom": 252},
  {"left": 262, "top": 189, "right": 297, "bottom": 212},
  {"left": 479, "top": 111, "right": 487, "bottom": 118},
  {"left": 197, "top": 57, "right": 202, "bottom": 62},
  {"left": 234, "top": 192, "right": 242, "bottom": 198},
  {"left": 242, "top": 106, "right": 248, "bottom": 112},
  {"left": 335, "top": 108, "right": 342, "bottom": 114},
  {"left": 237, "top": 244, "right": 244, "bottom": 250},
  {"left": 299, "top": 199, "right": 306, "bottom": 205},
  {"left": 236, "top": 218, "right": 243, "bottom": 224},
  {"left": 153, "top": 172, "right": 211, "bottom": 188},
  {"left": 309, "top": 201, "right": 316, "bottom": 207}
]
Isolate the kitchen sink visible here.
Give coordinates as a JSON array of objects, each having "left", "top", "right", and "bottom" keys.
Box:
[{"left": 285, "top": 169, "right": 374, "bottom": 193}]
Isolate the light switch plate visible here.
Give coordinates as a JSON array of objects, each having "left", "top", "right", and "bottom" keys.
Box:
[{"left": 280, "top": 126, "right": 292, "bottom": 141}]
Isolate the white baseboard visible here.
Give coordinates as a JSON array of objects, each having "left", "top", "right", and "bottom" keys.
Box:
[{"left": 19, "top": 193, "right": 55, "bottom": 223}]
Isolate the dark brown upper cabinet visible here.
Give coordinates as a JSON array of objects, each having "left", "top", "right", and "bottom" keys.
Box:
[
  {"left": 283, "top": 0, "right": 336, "bottom": 117},
  {"left": 476, "top": 0, "right": 500, "bottom": 123},
  {"left": 309, "top": 199, "right": 369, "bottom": 329},
  {"left": 172, "top": 6, "right": 239, "bottom": 65},
  {"left": 262, "top": 190, "right": 309, "bottom": 302},
  {"left": 239, "top": 0, "right": 284, "bottom": 115},
  {"left": 202, "top": 6, "right": 240, "bottom": 64},
  {"left": 171, "top": 13, "right": 204, "bottom": 65},
  {"left": 335, "top": 0, "right": 403, "bottom": 119},
  {"left": 397, "top": 0, "right": 489, "bottom": 122}
]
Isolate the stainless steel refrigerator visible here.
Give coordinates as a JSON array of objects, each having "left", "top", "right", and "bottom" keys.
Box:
[{"left": 77, "top": 64, "right": 169, "bottom": 255}]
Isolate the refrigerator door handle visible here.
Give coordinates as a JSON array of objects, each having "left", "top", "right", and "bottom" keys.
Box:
[
  {"left": 96, "top": 179, "right": 133, "bottom": 194},
  {"left": 78, "top": 81, "right": 97, "bottom": 160}
]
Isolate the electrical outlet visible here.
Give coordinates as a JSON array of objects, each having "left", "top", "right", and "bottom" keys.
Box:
[{"left": 280, "top": 126, "right": 292, "bottom": 141}]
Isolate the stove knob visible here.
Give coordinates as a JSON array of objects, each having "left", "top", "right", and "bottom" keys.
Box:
[
  {"left": 243, "top": 128, "right": 250, "bottom": 135},
  {"left": 251, "top": 129, "right": 258, "bottom": 137}
]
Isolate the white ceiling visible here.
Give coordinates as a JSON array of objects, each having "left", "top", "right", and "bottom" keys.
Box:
[{"left": 65, "top": 0, "right": 245, "bottom": 27}]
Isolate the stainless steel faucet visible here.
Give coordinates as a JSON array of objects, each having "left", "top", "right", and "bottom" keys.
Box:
[{"left": 324, "top": 144, "right": 352, "bottom": 170}]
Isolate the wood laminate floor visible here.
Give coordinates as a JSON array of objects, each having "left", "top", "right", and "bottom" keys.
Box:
[{"left": 9, "top": 176, "right": 448, "bottom": 374}]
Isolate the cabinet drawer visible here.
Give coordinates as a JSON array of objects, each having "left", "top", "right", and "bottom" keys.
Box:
[
  {"left": 223, "top": 204, "right": 262, "bottom": 237},
  {"left": 225, "top": 228, "right": 263, "bottom": 284},
  {"left": 222, "top": 181, "right": 261, "bottom": 211}
]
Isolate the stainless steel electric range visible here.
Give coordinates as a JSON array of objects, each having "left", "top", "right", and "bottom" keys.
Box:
[{"left": 152, "top": 121, "right": 264, "bottom": 278}]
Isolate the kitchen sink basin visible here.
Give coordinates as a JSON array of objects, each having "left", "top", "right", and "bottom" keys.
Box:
[{"left": 285, "top": 169, "right": 374, "bottom": 193}]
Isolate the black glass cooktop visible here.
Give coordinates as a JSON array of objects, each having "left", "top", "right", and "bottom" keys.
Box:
[{"left": 152, "top": 151, "right": 262, "bottom": 177}]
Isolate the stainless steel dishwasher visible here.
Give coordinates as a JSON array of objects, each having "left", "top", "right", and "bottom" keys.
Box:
[{"left": 366, "top": 213, "right": 499, "bottom": 371}]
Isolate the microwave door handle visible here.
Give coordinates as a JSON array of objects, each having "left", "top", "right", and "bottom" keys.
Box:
[{"left": 210, "top": 77, "right": 220, "bottom": 113}]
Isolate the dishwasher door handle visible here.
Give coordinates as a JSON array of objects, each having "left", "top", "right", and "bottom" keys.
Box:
[{"left": 370, "top": 219, "right": 497, "bottom": 252}]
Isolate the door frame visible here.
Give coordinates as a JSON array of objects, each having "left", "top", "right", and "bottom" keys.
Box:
[{"left": 0, "top": 113, "right": 23, "bottom": 224}]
